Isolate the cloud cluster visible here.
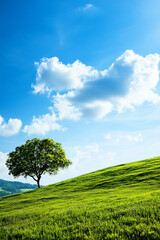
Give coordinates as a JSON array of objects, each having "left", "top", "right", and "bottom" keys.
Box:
[
  {"left": 25, "top": 50, "right": 160, "bottom": 135},
  {"left": 69, "top": 50, "right": 160, "bottom": 118},
  {"left": 53, "top": 92, "right": 82, "bottom": 120},
  {"left": 33, "top": 50, "right": 160, "bottom": 119},
  {"left": 33, "top": 57, "right": 98, "bottom": 93},
  {"left": 0, "top": 116, "right": 22, "bottom": 136},
  {"left": 23, "top": 111, "right": 64, "bottom": 135}
]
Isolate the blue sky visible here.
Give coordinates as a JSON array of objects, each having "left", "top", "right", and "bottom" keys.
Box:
[{"left": 1, "top": 0, "right": 160, "bottom": 185}]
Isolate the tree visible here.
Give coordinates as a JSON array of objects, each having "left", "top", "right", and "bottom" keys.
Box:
[{"left": 6, "top": 138, "right": 72, "bottom": 188}]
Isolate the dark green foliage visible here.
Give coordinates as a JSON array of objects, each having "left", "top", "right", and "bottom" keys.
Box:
[
  {"left": 2, "top": 185, "right": 20, "bottom": 193},
  {"left": 1, "top": 157, "right": 160, "bottom": 239},
  {"left": 6, "top": 138, "right": 71, "bottom": 188},
  {"left": 0, "top": 191, "right": 10, "bottom": 198},
  {"left": 0, "top": 179, "right": 37, "bottom": 190},
  {"left": 0, "top": 179, "right": 38, "bottom": 197}
]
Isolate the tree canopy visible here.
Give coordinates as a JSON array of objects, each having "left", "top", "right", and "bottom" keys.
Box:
[{"left": 6, "top": 138, "right": 72, "bottom": 188}]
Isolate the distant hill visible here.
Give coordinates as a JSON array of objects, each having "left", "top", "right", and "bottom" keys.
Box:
[
  {"left": 0, "top": 179, "right": 38, "bottom": 197},
  {"left": 0, "top": 157, "right": 160, "bottom": 239}
]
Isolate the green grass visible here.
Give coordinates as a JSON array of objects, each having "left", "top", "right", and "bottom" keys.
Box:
[
  {"left": 1, "top": 157, "right": 160, "bottom": 239},
  {"left": 0, "top": 187, "right": 11, "bottom": 197},
  {"left": 20, "top": 189, "right": 35, "bottom": 192}
]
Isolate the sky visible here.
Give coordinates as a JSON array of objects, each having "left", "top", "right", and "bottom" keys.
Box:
[{"left": 1, "top": 0, "right": 160, "bottom": 186}]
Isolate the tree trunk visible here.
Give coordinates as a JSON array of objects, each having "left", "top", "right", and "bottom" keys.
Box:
[{"left": 37, "top": 178, "right": 40, "bottom": 188}]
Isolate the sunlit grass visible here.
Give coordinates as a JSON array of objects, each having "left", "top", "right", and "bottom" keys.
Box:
[
  {"left": 1, "top": 157, "right": 160, "bottom": 239},
  {"left": 20, "top": 189, "right": 34, "bottom": 192}
]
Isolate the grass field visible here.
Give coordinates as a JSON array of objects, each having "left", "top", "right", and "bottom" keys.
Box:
[
  {"left": 1, "top": 157, "right": 160, "bottom": 239},
  {"left": 20, "top": 189, "right": 35, "bottom": 193}
]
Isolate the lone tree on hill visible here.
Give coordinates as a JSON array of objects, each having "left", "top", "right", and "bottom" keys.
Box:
[{"left": 6, "top": 138, "right": 72, "bottom": 188}]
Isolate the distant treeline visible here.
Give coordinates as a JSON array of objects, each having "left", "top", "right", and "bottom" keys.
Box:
[{"left": 0, "top": 179, "right": 38, "bottom": 197}]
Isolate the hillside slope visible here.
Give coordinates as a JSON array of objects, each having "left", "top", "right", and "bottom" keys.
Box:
[
  {"left": 0, "top": 179, "right": 38, "bottom": 197},
  {"left": 0, "top": 157, "right": 160, "bottom": 239}
]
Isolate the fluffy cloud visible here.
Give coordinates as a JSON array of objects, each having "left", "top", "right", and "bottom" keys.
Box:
[
  {"left": 0, "top": 116, "right": 22, "bottom": 136},
  {"left": 33, "top": 57, "right": 98, "bottom": 93},
  {"left": 116, "top": 51, "right": 160, "bottom": 112},
  {"left": 70, "top": 50, "right": 159, "bottom": 111},
  {"left": 23, "top": 111, "right": 64, "bottom": 135},
  {"left": 29, "top": 50, "right": 160, "bottom": 134},
  {"left": 51, "top": 50, "right": 160, "bottom": 119},
  {"left": 53, "top": 92, "right": 82, "bottom": 120},
  {"left": 82, "top": 100, "right": 113, "bottom": 119},
  {"left": 71, "top": 55, "right": 133, "bottom": 104}
]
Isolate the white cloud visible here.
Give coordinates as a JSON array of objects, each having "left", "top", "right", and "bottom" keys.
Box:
[
  {"left": 54, "top": 93, "right": 113, "bottom": 120},
  {"left": 56, "top": 50, "right": 160, "bottom": 119},
  {"left": 76, "top": 4, "right": 96, "bottom": 12},
  {"left": 116, "top": 50, "right": 160, "bottom": 112},
  {"left": 0, "top": 116, "right": 22, "bottom": 136},
  {"left": 23, "top": 110, "right": 64, "bottom": 135},
  {"left": 30, "top": 50, "right": 160, "bottom": 131},
  {"left": 53, "top": 92, "right": 82, "bottom": 120},
  {"left": 33, "top": 57, "right": 98, "bottom": 93},
  {"left": 83, "top": 100, "right": 113, "bottom": 119},
  {"left": 83, "top": 4, "right": 94, "bottom": 11}
]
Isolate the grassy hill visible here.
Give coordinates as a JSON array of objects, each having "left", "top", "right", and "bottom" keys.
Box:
[
  {"left": 0, "top": 179, "right": 38, "bottom": 198},
  {"left": 0, "top": 157, "right": 160, "bottom": 239}
]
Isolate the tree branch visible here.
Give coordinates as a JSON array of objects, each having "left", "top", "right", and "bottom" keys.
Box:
[{"left": 29, "top": 175, "right": 37, "bottom": 182}]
